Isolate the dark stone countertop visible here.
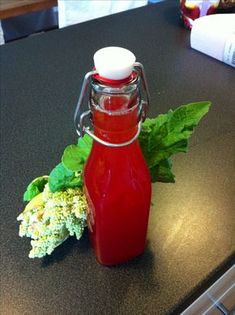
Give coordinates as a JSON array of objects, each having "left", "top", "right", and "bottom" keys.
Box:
[{"left": 1, "top": 1, "right": 234, "bottom": 314}]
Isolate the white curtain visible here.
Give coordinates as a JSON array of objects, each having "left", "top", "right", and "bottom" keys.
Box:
[{"left": 58, "top": 0, "right": 148, "bottom": 28}]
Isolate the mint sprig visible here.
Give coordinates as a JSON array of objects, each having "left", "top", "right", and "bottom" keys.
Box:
[
  {"left": 139, "top": 101, "right": 211, "bottom": 182},
  {"left": 48, "top": 163, "right": 83, "bottom": 193},
  {"left": 47, "top": 135, "right": 92, "bottom": 193}
]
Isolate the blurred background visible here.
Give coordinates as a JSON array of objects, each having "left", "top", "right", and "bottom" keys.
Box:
[
  {"left": 0, "top": 0, "right": 165, "bottom": 44},
  {"left": 0, "top": 0, "right": 234, "bottom": 45}
]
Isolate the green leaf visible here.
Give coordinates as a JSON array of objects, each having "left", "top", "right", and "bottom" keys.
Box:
[
  {"left": 77, "top": 134, "right": 93, "bottom": 158},
  {"left": 67, "top": 175, "right": 83, "bottom": 188},
  {"left": 149, "top": 159, "right": 175, "bottom": 183},
  {"left": 62, "top": 135, "right": 93, "bottom": 172},
  {"left": 48, "top": 135, "right": 92, "bottom": 192},
  {"left": 139, "top": 101, "right": 211, "bottom": 183},
  {"left": 23, "top": 176, "right": 48, "bottom": 202},
  {"left": 62, "top": 145, "right": 82, "bottom": 172},
  {"left": 48, "top": 163, "right": 82, "bottom": 193}
]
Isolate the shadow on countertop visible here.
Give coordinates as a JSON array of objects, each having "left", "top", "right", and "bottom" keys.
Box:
[{"left": 41, "top": 230, "right": 90, "bottom": 267}]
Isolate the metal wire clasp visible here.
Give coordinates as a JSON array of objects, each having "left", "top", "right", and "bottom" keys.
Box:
[{"left": 74, "top": 63, "right": 150, "bottom": 147}]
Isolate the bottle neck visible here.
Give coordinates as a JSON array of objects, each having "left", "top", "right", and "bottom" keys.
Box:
[{"left": 89, "top": 75, "right": 141, "bottom": 144}]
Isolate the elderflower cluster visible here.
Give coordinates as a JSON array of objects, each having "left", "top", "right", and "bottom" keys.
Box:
[{"left": 17, "top": 184, "right": 87, "bottom": 258}]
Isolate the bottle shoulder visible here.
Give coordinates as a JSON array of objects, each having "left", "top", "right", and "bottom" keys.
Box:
[{"left": 84, "top": 141, "right": 150, "bottom": 183}]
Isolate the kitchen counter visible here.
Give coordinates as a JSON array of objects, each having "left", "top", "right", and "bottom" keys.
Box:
[{"left": 1, "top": 1, "right": 234, "bottom": 314}]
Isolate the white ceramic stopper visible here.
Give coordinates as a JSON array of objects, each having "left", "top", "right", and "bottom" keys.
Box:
[{"left": 93, "top": 47, "right": 136, "bottom": 80}]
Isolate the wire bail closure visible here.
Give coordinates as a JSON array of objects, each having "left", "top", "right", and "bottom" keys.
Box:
[{"left": 74, "top": 63, "right": 150, "bottom": 147}]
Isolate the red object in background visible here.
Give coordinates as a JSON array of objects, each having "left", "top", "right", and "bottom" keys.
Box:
[
  {"left": 180, "top": 0, "right": 220, "bottom": 29},
  {"left": 83, "top": 75, "right": 151, "bottom": 266}
]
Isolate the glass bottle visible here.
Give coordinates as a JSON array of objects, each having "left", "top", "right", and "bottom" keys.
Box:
[{"left": 75, "top": 47, "right": 151, "bottom": 266}]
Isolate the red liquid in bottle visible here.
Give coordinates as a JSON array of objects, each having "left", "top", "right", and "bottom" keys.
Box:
[{"left": 84, "top": 80, "right": 151, "bottom": 266}]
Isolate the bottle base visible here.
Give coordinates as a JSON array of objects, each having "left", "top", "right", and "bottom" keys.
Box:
[{"left": 94, "top": 247, "right": 146, "bottom": 267}]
